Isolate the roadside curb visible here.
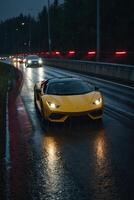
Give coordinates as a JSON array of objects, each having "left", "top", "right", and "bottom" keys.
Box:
[{"left": 6, "top": 67, "right": 32, "bottom": 200}]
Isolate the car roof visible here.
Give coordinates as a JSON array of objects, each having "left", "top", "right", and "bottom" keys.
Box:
[{"left": 26, "top": 55, "right": 39, "bottom": 58}]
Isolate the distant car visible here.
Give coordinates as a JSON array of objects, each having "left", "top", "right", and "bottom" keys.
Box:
[
  {"left": 16, "top": 56, "right": 25, "bottom": 63},
  {"left": 12, "top": 56, "right": 24, "bottom": 63},
  {"left": 24, "top": 55, "right": 43, "bottom": 67},
  {"left": 12, "top": 57, "right": 16, "bottom": 62},
  {"left": 34, "top": 77, "right": 104, "bottom": 122},
  {"left": 0, "top": 56, "right": 7, "bottom": 61}
]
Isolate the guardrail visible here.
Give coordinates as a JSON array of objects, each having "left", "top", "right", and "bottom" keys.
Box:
[{"left": 44, "top": 58, "right": 134, "bottom": 84}]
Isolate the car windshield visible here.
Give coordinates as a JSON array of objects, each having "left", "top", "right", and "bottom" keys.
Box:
[
  {"left": 27, "top": 55, "right": 39, "bottom": 59},
  {"left": 46, "top": 80, "right": 94, "bottom": 95}
]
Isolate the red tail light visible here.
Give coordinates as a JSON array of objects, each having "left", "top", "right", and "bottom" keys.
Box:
[
  {"left": 55, "top": 51, "right": 60, "bottom": 55},
  {"left": 88, "top": 51, "right": 96, "bottom": 55},
  {"left": 68, "top": 50, "right": 75, "bottom": 55},
  {"left": 115, "top": 51, "right": 127, "bottom": 55}
]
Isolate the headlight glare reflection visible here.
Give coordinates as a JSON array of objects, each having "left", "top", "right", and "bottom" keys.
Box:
[
  {"left": 47, "top": 101, "right": 60, "bottom": 109},
  {"left": 38, "top": 59, "right": 43, "bottom": 64},
  {"left": 28, "top": 59, "right": 32, "bottom": 64},
  {"left": 94, "top": 98, "right": 102, "bottom": 105}
]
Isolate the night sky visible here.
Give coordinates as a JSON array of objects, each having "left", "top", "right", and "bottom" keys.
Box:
[{"left": 0, "top": 0, "right": 57, "bottom": 21}]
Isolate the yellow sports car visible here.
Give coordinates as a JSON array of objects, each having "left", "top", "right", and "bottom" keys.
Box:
[{"left": 34, "top": 77, "right": 104, "bottom": 122}]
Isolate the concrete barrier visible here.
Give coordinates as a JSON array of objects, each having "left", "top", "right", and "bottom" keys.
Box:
[{"left": 44, "top": 59, "right": 134, "bottom": 83}]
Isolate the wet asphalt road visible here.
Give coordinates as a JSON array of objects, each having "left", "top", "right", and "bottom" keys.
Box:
[{"left": 10, "top": 63, "right": 134, "bottom": 200}]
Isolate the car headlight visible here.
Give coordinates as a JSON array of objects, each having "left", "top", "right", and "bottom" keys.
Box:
[
  {"left": 47, "top": 101, "right": 60, "bottom": 109},
  {"left": 28, "top": 59, "right": 32, "bottom": 64},
  {"left": 38, "top": 59, "right": 43, "bottom": 64},
  {"left": 93, "top": 98, "right": 102, "bottom": 105}
]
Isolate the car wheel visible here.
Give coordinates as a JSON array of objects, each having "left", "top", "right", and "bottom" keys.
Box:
[
  {"left": 34, "top": 89, "right": 37, "bottom": 106},
  {"left": 40, "top": 100, "right": 45, "bottom": 118},
  {"left": 40, "top": 100, "right": 49, "bottom": 126}
]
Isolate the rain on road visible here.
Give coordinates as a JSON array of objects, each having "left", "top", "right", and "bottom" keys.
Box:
[{"left": 9, "top": 63, "right": 134, "bottom": 200}]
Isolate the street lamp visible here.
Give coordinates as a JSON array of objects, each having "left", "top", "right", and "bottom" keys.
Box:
[
  {"left": 47, "top": 0, "right": 52, "bottom": 54},
  {"left": 96, "top": 0, "right": 100, "bottom": 61},
  {"left": 15, "top": 22, "right": 25, "bottom": 53},
  {"left": 28, "top": 18, "right": 31, "bottom": 52},
  {"left": 28, "top": 9, "right": 39, "bottom": 52}
]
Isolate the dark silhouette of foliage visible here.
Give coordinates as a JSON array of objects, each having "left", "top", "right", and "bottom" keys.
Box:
[{"left": 0, "top": 0, "right": 134, "bottom": 64}]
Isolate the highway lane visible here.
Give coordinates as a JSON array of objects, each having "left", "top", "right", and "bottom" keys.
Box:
[
  {"left": 10, "top": 63, "right": 134, "bottom": 200},
  {"left": 22, "top": 64, "right": 134, "bottom": 126}
]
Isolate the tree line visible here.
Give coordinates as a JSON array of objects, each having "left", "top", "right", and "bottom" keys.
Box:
[{"left": 0, "top": 0, "right": 134, "bottom": 63}]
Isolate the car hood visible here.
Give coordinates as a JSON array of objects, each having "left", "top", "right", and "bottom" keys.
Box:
[{"left": 42, "top": 91, "right": 102, "bottom": 112}]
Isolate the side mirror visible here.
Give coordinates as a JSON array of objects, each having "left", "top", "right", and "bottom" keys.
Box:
[{"left": 95, "top": 86, "right": 99, "bottom": 91}]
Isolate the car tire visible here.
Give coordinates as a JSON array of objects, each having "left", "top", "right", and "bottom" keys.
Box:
[
  {"left": 40, "top": 100, "right": 45, "bottom": 118},
  {"left": 34, "top": 90, "right": 37, "bottom": 106},
  {"left": 40, "top": 100, "right": 49, "bottom": 126}
]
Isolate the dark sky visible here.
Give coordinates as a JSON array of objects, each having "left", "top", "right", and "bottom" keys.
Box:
[{"left": 0, "top": 0, "right": 61, "bottom": 21}]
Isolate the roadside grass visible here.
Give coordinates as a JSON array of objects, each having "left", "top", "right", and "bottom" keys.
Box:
[{"left": 0, "top": 62, "right": 16, "bottom": 157}]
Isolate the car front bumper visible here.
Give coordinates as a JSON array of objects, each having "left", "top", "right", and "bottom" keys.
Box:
[
  {"left": 26, "top": 61, "right": 43, "bottom": 66},
  {"left": 45, "top": 108, "right": 103, "bottom": 122}
]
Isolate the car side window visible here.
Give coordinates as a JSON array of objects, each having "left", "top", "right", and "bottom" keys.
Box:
[
  {"left": 43, "top": 84, "right": 47, "bottom": 93},
  {"left": 41, "top": 81, "right": 49, "bottom": 93}
]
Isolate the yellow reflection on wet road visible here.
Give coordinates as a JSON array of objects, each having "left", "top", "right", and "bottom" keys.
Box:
[
  {"left": 42, "top": 136, "right": 64, "bottom": 196},
  {"left": 92, "top": 129, "right": 116, "bottom": 199},
  {"left": 95, "top": 130, "right": 106, "bottom": 166},
  {"left": 44, "top": 137, "right": 58, "bottom": 171},
  {"left": 13, "top": 61, "right": 20, "bottom": 69}
]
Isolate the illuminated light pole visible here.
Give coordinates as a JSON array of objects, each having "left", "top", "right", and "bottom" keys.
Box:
[
  {"left": 96, "top": 0, "right": 100, "bottom": 61},
  {"left": 47, "top": 0, "right": 52, "bottom": 54}
]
